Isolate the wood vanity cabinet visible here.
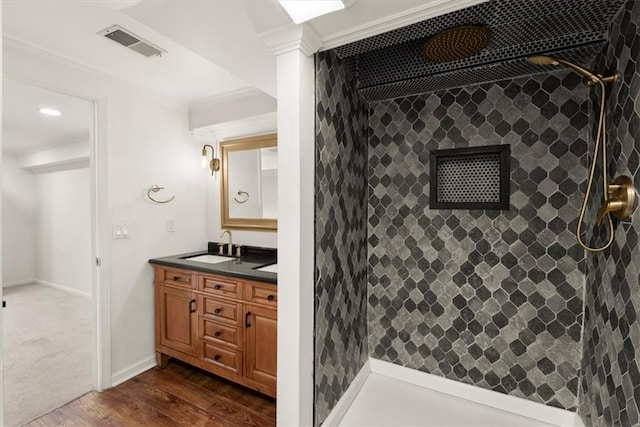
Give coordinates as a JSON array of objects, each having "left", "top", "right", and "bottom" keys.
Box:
[{"left": 153, "top": 266, "right": 277, "bottom": 397}]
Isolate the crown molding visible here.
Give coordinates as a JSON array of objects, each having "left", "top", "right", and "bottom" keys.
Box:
[
  {"left": 319, "top": 0, "right": 490, "bottom": 51},
  {"left": 260, "top": 23, "right": 323, "bottom": 57},
  {"left": 189, "top": 87, "right": 271, "bottom": 110},
  {"left": 194, "top": 112, "right": 277, "bottom": 142}
]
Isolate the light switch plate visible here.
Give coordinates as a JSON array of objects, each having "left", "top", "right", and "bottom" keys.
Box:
[{"left": 112, "top": 222, "right": 130, "bottom": 239}]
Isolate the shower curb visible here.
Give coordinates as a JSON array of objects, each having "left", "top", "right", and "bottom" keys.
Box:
[{"left": 323, "top": 357, "right": 584, "bottom": 427}]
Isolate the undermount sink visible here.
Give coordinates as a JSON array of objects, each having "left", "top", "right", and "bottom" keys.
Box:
[
  {"left": 256, "top": 263, "right": 277, "bottom": 273},
  {"left": 185, "top": 254, "right": 236, "bottom": 264}
]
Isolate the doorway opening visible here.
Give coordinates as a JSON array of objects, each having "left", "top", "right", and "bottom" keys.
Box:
[{"left": 2, "top": 78, "right": 98, "bottom": 426}]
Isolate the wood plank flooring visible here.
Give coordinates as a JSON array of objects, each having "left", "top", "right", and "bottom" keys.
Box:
[{"left": 26, "top": 360, "right": 276, "bottom": 427}]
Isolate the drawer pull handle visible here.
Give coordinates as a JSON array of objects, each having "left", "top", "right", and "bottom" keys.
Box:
[
  {"left": 267, "top": 294, "right": 275, "bottom": 301},
  {"left": 214, "top": 331, "right": 221, "bottom": 337},
  {"left": 214, "top": 308, "right": 222, "bottom": 314},
  {"left": 189, "top": 299, "right": 196, "bottom": 313},
  {"left": 214, "top": 354, "right": 221, "bottom": 361},
  {"left": 245, "top": 311, "right": 252, "bottom": 328},
  {"left": 214, "top": 284, "right": 222, "bottom": 290},
  {"left": 172, "top": 276, "right": 180, "bottom": 281}
]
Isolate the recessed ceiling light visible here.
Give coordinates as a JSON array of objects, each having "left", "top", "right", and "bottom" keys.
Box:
[
  {"left": 278, "top": 0, "right": 351, "bottom": 24},
  {"left": 39, "top": 108, "right": 62, "bottom": 116}
]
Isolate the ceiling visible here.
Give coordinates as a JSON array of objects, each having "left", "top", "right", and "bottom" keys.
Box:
[
  {"left": 2, "top": 78, "right": 92, "bottom": 155},
  {"left": 2, "top": 1, "right": 251, "bottom": 105},
  {"left": 2, "top": 0, "right": 492, "bottom": 107},
  {"left": 332, "top": 0, "right": 627, "bottom": 101}
]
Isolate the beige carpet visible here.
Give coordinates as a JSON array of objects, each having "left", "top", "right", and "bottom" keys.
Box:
[{"left": 3, "top": 284, "right": 92, "bottom": 426}]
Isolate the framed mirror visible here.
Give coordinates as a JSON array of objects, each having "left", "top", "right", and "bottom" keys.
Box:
[{"left": 221, "top": 133, "right": 277, "bottom": 231}]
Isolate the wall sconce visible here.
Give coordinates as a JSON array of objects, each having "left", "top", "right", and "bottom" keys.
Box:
[{"left": 201, "top": 144, "right": 220, "bottom": 176}]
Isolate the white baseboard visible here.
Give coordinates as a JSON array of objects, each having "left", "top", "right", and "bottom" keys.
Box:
[
  {"left": 322, "top": 359, "right": 371, "bottom": 427},
  {"left": 35, "top": 279, "right": 91, "bottom": 299},
  {"left": 110, "top": 355, "right": 157, "bottom": 387},
  {"left": 369, "top": 358, "right": 579, "bottom": 427},
  {"left": 3, "top": 278, "right": 35, "bottom": 287}
]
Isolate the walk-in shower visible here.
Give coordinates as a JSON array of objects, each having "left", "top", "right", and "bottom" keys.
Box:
[{"left": 528, "top": 54, "right": 635, "bottom": 252}]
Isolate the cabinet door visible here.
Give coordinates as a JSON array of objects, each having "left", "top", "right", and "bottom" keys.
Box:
[
  {"left": 245, "top": 304, "right": 277, "bottom": 390},
  {"left": 158, "top": 285, "right": 198, "bottom": 356}
]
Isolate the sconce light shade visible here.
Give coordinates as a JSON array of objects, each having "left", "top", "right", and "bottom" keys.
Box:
[{"left": 201, "top": 144, "right": 220, "bottom": 176}]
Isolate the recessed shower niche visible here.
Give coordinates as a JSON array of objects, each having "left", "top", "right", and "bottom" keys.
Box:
[{"left": 429, "top": 144, "right": 510, "bottom": 210}]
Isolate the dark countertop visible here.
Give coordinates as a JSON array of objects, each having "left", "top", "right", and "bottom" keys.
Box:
[{"left": 149, "top": 245, "right": 277, "bottom": 284}]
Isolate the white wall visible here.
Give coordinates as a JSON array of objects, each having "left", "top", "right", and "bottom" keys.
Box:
[
  {"left": 1, "top": 153, "right": 36, "bottom": 285},
  {"left": 35, "top": 168, "right": 91, "bottom": 296},
  {"left": 109, "top": 90, "right": 208, "bottom": 377},
  {"left": 3, "top": 39, "right": 209, "bottom": 384}
]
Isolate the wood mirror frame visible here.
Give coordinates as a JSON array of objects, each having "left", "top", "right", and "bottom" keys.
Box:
[{"left": 220, "top": 133, "right": 277, "bottom": 231}]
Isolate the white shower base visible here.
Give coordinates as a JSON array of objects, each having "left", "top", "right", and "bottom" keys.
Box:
[{"left": 324, "top": 359, "right": 583, "bottom": 427}]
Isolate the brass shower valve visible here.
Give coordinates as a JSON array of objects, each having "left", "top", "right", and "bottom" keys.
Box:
[{"left": 596, "top": 176, "right": 636, "bottom": 226}]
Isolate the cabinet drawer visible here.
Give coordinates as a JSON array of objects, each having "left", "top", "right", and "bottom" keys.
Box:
[
  {"left": 245, "top": 282, "right": 277, "bottom": 307},
  {"left": 200, "top": 317, "right": 240, "bottom": 349},
  {"left": 200, "top": 296, "right": 242, "bottom": 325},
  {"left": 157, "top": 267, "right": 194, "bottom": 289},
  {"left": 199, "top": 274, "right": 243, "bottom": 299},
  {"left": 203, "top": 342, "right": 242, "bottom": 375}
]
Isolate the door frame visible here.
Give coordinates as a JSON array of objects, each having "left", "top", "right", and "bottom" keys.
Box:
[
  {"left": 90, "top": 95, "right": 111, "bottom": 391},
  {"left": 0, "top": 79, "right": 111, "bottom": 394}
]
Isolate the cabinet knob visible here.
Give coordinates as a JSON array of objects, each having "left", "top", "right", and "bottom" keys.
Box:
[
  {"left": 214, "top": 308, "right": 222, "bottom": 314},
  {"left": 172, "top": 276, "right": 180, "bottom": 281},
  {"left": 214, "top": 284, "right": 222, "bottom": 290},
  {"left": 267, "top": 295, "right": 275, "bottom": 301},
  {"left": 214, "top": 354, "right": 221, "bottom": 361},
  {"left": 214, "top": 331, "right": 221, "bottom": 337}
]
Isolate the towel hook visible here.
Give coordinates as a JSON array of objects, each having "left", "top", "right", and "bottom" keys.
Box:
[
  {"left": 147, "top": 185, "right": 175, "bottom": 204},
  {"left": 233, "top": 190, "right": 250, "bottom": 204}
]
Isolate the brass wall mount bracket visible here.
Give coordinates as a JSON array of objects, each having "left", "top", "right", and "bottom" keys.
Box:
[{"left": 596, "top": 175, "right": 636, "bottom": 226}]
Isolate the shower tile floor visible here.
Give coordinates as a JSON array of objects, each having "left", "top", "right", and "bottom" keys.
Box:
[{"left": 339, "top": 373, "right": 558, "bottom": 427}]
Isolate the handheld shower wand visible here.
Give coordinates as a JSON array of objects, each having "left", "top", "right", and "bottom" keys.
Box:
[
  {"left": 527, "top": 55, "right": 618, "bottom": 86},
  {"left": 527, "top": 54, "right": 633, "bottom": 253}
]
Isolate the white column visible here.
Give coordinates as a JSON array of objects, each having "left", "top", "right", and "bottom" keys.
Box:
[{"left": 263, "top": 24, "right": 322, "bottom": 427}]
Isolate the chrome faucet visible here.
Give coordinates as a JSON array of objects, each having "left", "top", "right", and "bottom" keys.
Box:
[{"left": 220, "top": 229, "right": 233, "bottom": 256}]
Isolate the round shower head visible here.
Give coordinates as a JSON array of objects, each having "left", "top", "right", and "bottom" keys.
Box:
[
  {"left": 527, "top": 55, "right": 559, "bottom": 66},
  {"left": 423, "top": 26, "right": 491, "bottom": 63}
]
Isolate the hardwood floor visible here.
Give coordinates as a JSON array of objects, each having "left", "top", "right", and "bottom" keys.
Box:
[{"left": 26, "top": 360, "right": 276, "bottom": 427}]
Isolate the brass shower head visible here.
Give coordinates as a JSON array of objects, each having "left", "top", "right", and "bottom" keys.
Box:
[
  {"left": 527, "top": 54, "right": 618, "bottom": 86},
  {"left": 424, "top": 26, "right": 491, "bottom": 63}
]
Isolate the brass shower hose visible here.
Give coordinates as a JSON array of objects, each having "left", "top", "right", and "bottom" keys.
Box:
[{"left": 575, "top": 78, "right": 615, "bottom": 252}]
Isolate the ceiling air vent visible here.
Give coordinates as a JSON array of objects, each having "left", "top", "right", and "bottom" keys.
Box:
[{"left": 98, "top": 25, "right": 166, "bottom": 58}]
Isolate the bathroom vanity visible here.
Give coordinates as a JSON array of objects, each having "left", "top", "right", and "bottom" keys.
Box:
[{"left": 149, "top": 244, "right": 277, "bottom": 398}]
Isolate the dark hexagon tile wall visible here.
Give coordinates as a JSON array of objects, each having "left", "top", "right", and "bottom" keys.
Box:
[
  {"left": 314, "top": 50, "right": 369, "bottom": 426},
  {"left": 579, "top": 1, "right": 640, "bottom": 426},
  {"left": 368, "top": 70, "right": 591, "bottom": 410}
]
